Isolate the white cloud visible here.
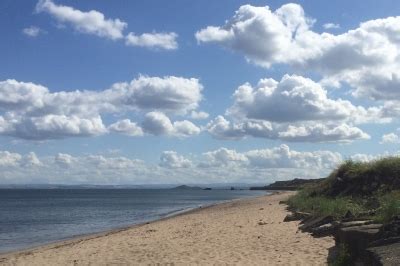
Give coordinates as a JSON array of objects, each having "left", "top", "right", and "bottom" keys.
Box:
[
  {"left": 0, "top": 76, "right": 203, "bottom": 140},
  {"left": 36, "top": 0, "right": 127, "bottom": 40},
  {"left": 0, "top": 151, "right": 41, "bottom": 167},
  {"left": 206, "top": 116, "right": 369, "bottom": 143},
  {"left": 22, "top": 26, "right": 43, "bottom": 37},
  {"left": 206, "top": 116, "right": 274, "bottom": 140},
  {"left": 159, "top": 151, "right": 192, "bottom": 168},
  {"left": 350, "top": 153, "right": 379, "bottom": 162},
  {"left": 278, "top": 124, "right": 370, "bottom": 142},
  {"left": 55, "top": 153, "right": 76, "bottom": 168},
  {"left": 190, "top": 111, "right": 209, "bottom": 120},
  {"left": 195, "top": 3, "right": 400, "bottom": 103},
  {"left": 172, "top": 120, "right": 201, "bottom": 137},
  {"left": 108, "top": 119, "right": 143, "bottom": 136},
  {"left": 141, "top": 111, "right": 174, "bottom": 135},
  {"left": 380, "top": 132, "right": 400, "bottom": 144},
  {"left": 141, "top": 111, "right": 200, "bottom": 137},
  {"left": 199, "top": 144, "right": 342, "bottom": 170},
  {"left": 0, "top": 115, "right": 107, "bottom": 140},
  {"left": 0, "top": 146, "right": 373, "bottom": 185},
  {"left": 21, "top": 152, "right": 42, "bottom": 166},
  {"left": 0, "top": 151, "right": 22, "bottom": 167},
  {"left": 195, "top": 3, "right": 319, "bottom": 68},
  {"left": 115, "top": 75, "right": 203, "bottom": 114},
  {"left": 35, "top": 0, "right": 180, "bottom": 50},
  {"left": 244, "top": 144, "right": 342, "bottom": 169},
  {"left": 203, "top": 73, "right": 388, "bottom": 143},
  {"left": 200, "top": 148, "right": 248, "bottom": 167},
  {"left": 323, "top": 23, "right": 340, "bottom": 29},
  {"left": 227, "top": 74, "right": 378, "bottom": 123},
  {"left": 126, "top": 32, "right": 178, "bottom": 50}
]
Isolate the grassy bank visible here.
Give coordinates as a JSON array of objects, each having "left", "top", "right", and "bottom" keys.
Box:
[{"left": 287, "top": 157, "right": 400, "bottom": 223}]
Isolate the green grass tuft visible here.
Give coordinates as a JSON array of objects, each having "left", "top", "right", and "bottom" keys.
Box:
[
  {"left": 287, "top": 189, "right": 365, "bottom": 218},
  {"left": 375, "top": 191, "right": 400, "bottom": 223},
  {"left": 330, "top": 244, "right": 352, "bottom": 266}
]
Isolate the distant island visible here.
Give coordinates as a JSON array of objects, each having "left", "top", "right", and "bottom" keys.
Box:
[
  {"left": 172, "top": 185, "right": 203, "bottom": 190},
  {"left": 172, "top": 185, "right": 213, "bottom": 190}
]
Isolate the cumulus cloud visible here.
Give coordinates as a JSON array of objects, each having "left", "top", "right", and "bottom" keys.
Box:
[
  {"left": 323, "top": 23, "right": 340, "bottom": 29},
  {"left": 190, "top": 111, "right": 209, "bottom": 120},
  {"left": 206, "top": 116, "right": 369, "bottom": 143},
  {"left": 278, "top": 124, "right": 370, "bottom": 143},
  {"left": 115, "top": 75, "right": 203, "bottom": 113},
  {"left": 36, "top": 0, "right": 127, "bottom": 40},
  {"left": 21, "top": 152, "right": 42, "bottom": 166},
  {"left": 199, "top": 144, "right": 342, "bottom": 170},
  {"left": 0, "top": 76, "right": 203, "bottom": 140},
  {"left": 0, "top": 151, "right": 41, "bottom": 167},
  {"left": 0, "top": 151, "right": 22, "bottom": 167},
  {"left": 159, "top": 151, "right": 192, "bottom": 168},
  {"left": 227, "top": 74, "right": 379, "bottom": 123},
  {"left": 204, "top": 73, "right": 389, "bottom": 143},
  {"left": 22, "top": 26, "right": 43, "bottom": 37},
  {"left": 195, "top": 3, "right": 400, "bottom": 102},
  {"left": 108, "top": 119, "right": 143, "bottom": 136},
  {"left": 55, "top": 153, "right": 76, "bottom": 168},
  {"left": 0, "top": 145, "right": 346, "bottom": 185},
  {"left": 142, "top": 112, "right": 201, "bottom": 137},
  {"left": 206, "top": 116, "right": 274, "bottom": 140},
  {"left": 200, "top": 148, "right": 248, "bottom": 167},
  {"left": 35, "top": 0, "right": 180, "bottom": 50},
  {"left": 126, "top": 32, "right": 178, "bottom": 50},
  {"left": 244, "top": 144, "right": 342, "bottom": 169},
  {"left": 2, "top": 115, "right": 107, "bottom": 140},
  {"left": 195, "top": 3, "right": 318, "bottom": 68},
  {"left": 380, "top": 132, "right": 400, "bottom": 144}
]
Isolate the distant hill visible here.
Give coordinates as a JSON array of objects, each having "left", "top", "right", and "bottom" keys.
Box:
[
  {"left": 172, "top": 185, "right": 203, "bottom": 190},
  {"left": 250, "top": 178, "right": 325, "bottom": 191}
]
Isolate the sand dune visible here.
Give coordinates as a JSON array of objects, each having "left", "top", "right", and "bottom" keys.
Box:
[{"left": 1, "top": 192, "right": 334, "bottom": 265}]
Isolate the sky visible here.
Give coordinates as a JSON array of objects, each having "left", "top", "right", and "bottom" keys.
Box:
[{"left": 1, "top": 0, "right": 400, "bottom": 185}]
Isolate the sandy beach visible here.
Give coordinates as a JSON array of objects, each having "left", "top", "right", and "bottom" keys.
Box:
[{"left": 0, "top": 192, "right": 334, "bottom": 265}]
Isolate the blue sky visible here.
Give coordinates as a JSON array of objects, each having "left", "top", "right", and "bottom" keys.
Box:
[{"left": 1, "top": 0, "right": 400, "bottom": 184}]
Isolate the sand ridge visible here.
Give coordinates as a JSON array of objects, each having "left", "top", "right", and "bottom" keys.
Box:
[{"left": 0, "top": 192, "right": 334, "bottom": 265}]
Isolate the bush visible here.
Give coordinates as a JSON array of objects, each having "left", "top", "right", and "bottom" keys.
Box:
[{"left": 375, "top": 191, "right": 400, "bottom": 223}]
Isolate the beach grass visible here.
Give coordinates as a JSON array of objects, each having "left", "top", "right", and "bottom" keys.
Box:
[
  {"left": 286, "top": 189, "right": 365, "bottom": 218},
  {"left": 375, "top": 190, "right": 400, "bottom": 223},
  {"left": 287, "top": 156, "right": 400, "bottom": 221}
]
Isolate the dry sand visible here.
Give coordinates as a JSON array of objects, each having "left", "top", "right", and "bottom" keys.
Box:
[{"left": 0, "top": 192, "right": 334, "bottom": 265}]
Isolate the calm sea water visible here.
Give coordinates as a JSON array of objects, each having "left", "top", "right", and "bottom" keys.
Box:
[{"left": 0, "top": 189, "right": 266, "bottom": 253}]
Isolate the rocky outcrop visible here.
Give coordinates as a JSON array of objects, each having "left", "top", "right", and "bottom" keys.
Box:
[
  {"left": 336, "top": 223, "right": 383, "bottom": 260},
  {"left": 283, "top": 211, "right": 311, "bottom": 222},
  {"left": 366, "top": 242, "right": 400, "bottom": 265},
  {"left": 283, "top": 212, "right": 400, "bottom": 265}
]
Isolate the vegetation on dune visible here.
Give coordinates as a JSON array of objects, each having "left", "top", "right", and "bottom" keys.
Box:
[
  {"left": 287, "top": 190, "right": 366, "bottom": 219},
  {"left": 287, "top": 157, "right": 400, "bottom": 222},
  {"left": 375, "top": 190, "right": 400, "bottom": 223}
]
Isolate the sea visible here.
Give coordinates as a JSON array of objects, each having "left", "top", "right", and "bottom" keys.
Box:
[{"left": 0, "top": 188, "right": 267, "bottom": 253}]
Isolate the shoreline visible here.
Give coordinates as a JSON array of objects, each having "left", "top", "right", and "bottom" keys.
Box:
[
  {"left": 1, "top": 191, "right": 334, "bottom": 265},
  {"left": 0, "top": 191, "right": 271, "bottom": 258}
]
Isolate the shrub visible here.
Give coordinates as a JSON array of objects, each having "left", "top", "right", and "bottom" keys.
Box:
[{"left": 375, "top": 191, "right": 400, "bottom": 223}]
